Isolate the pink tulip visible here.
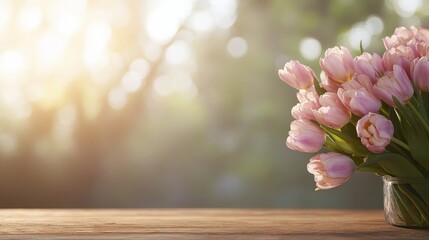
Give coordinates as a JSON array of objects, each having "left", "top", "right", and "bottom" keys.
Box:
[
  {"left": 382, "top": 45, "right": 416, "bottom": 73},
  {"left": 356, "top": 113, "right": 394, "bottom": 153},
  {"left": 320, "top": 71, "right": 340, "bottom": 92},
  {"left": 412, "top": 26, "right": 429, "bottom": 41},
  {"left": 296, "top": 87, "right": 319, "bottom": 103},
  {"left": 353, "top": 53, "right": 385, "bottom": 83},
  {"left": 312, "top": 92, "right": 351, "bottom": 129},
  {"left": 319, "top": 46, "right": 355, "bottom": 86},
  {"left": 292, "top": 102, "right": 315, "bottom": 120},
  {"left": 384, "top": 26, "right": 429, "bottom": 58},
  {"left": 416, "top": 42, "right": 429, "bottom": 57},
  {"left": 286, "top": 120, "right": 325, "bottom": 153},
  {"left": 307, "top": 152, "right": 355, "bottom": 190},
  {"left": 292, "top": 88, "right": 320, "bottom": 120},
  {"left": 278, "top": 60, "right": 315, "bottom": 90},
  {"left": 412, "top": 57, "right": 429, "bottom": 92},
  {"left": 373, "top": 65, "right": 414, "bottom": 107},
  {"left": 383, "top": 26, "right": 415, "bottom": 49},
  {"left": 337, "top": 74, "right": 381, "bottom": 117}
]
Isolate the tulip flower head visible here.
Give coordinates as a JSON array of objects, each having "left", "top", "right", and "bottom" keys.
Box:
[
  {"left": 307, "top": 152, "right": 355, "bottom": 190},
  {"left": 278, "top": 60, "right": 315, "bottom": 90},
  {"left": 292, "top": 88, "right": 320, "bottom": 120},
  {"left": 286, "top": 119, "right": 325, "bottom": 153},
  {"left": 356, "top": 113, "right": 394, "bottom": 153},
  {"left": 312, "top": 92, "right": 351, "bottom": 129},
  {"left": 319, "top": 46, "right": 355, "bottom": 90},
  {"left": 373, "top": 65, "right": 414, "bottom": 107},
  {"left": 353, "top": 53, "right": 385, "bottom": 82},
  {"left": 383, "top": 26, "right": 415, "bottom": 50},
  {"left": 412, "top": 57, "right": 429, "bottom": 92},
  {"left": 337, "top": 74, "right": 381, "bottom": 117}
]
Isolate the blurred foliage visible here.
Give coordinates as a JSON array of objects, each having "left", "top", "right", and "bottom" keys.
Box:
[{"left": 1, "top": 0, "right": 429, "bottom": 208}]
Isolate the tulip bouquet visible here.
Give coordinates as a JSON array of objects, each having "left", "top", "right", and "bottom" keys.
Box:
[{"left": 279, "top": 26, "right": 429, "bottom": 227}]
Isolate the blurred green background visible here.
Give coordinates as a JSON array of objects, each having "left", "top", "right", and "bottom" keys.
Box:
[{"left": 0, "top": 0, "right": 427, "bottom": 208}]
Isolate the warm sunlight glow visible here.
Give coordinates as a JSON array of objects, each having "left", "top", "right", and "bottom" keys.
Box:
[
  {"left": 153, "top": 73, "right": 198, "bottom": 98},
  {"left": 0, "top": 0, "right": 234, "bottom": 158},
  {"left": 37, "top": 33, "right": 68, "bottom": 72},
  {"left": 144, "top": 0, "right": 194, "bottom": 44},
  {"left": 0, "top": 1, "right": 12, "bottom": 34},
  {"left": 84, "top": 20, "right": 112, "bottom": 72},
  {"left": 166, "top": 41, "right": 191, "bottom": 65},
  {"left": 189, "top": 11, "right": 215, "bottom": 33},
  {"left": 108, "top": 87, "right": 128, "bottom": 109},
  {"left": 0, "top": 50, "right": 27, "bottom": 79},
  {"left": 18, "top": 4, "right": 43, "bottom": 31},
  {"left": 48, "top": 0, "right": 87, "bottom": 35},
  {"left": 209, "top": 0, "right": 237, "bottom": 29}
]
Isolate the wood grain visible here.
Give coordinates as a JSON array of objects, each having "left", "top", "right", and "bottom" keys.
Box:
[{"left": 0, "top": 209, "right": 428, "bottom": 239}]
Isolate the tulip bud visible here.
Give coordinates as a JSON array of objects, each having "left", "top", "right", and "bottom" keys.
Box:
[
  {"left": 356, "top": 113, "right": 394, "bottom": 153},
  {"left": 412, "top": 57, "right": 429, "bottom": 92},
  {"left": 292, "top": 88, "right": 320, "bottom": 120},
  {"left": 319, "top": 46, "right": 355, "bottom": 85},
  {"left": 312, "top": 92, "right": 351, "bottom": 129},
  {"left": 373, "top": 65, "right": 414, "bottom": 107},
  {"left": 383, "top": 26, "right": 414, "bottom": 50},
  {"left": 286, "top": 120, "right": 325, "bottom": 153},
  {"left": 278, "top": 60, "right": 315, "bottom": 90},
  {"left": 337, "top": 74, "right": 381, "bottom": 117},
  {"left": 307, "top": 152, "right": 355, "bottom": 190}
]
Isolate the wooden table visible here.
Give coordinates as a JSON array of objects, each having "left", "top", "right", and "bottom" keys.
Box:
[{"left": 0, "top": 209, "right": 428, "bottom": 239}]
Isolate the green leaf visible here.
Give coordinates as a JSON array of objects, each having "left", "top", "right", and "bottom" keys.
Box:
[
  {"left": 393, "top": 98, "right": 429, "bottom": 174},
  {"left": 359, "top": 40, "right": 364, "bottom": 54},
  {"left": 421, "top": 92, "right": 429, "bottom": 119},
  {"left": 313, "top": 77, "right": 326, "bottom": 96},
  {"left": 340, "top": 122, "right": 358, "bottom": 138},
  {"left": 319, "top": 125, "right": 368, "bottom": 157},
  {"left": 389, "top": 107, "right": 405, "bottom": 140},
  {"left": 357, "top": 153, "right": 424, "bottom": 178},
  {"left": 403, "top": 131, "right": 429, "bottom": 175}
]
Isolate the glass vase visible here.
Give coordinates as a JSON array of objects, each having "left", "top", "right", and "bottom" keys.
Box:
[{"left": 383, "top": 176, "right": 429, "bottom": 228}]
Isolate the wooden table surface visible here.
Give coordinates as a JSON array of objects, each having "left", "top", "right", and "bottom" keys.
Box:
[{"left": 0, "top": 209, "right": 428, "bottom": 239}]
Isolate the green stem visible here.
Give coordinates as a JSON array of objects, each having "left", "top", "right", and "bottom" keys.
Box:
[
  {"left": 409, "top": 103, "right": 429, "bottom": 134},
  {"left": 415, "top": 91, "right": 429, "bottom": 123},
  {"left": 394, "top": 186, "right": 422, "bottom": 225},
  {"left": 391, "top": 137, "right": 410, "bottom": 151},
  {"left": 380, "top": 107, "right": 390, "bottom": 119},
  {"left": 398, "top": 185, "right": 429, "bottom": 225}
]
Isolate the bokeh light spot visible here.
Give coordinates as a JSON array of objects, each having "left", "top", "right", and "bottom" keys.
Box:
[
  {"left": 121, "top": 71, "right": 144, "bottom": 93},
  {"left": 348, "top": 24, "right": 371, "bottom": 50},
  {"left": 166, "top": 41, "right": 191, "bottom": 65},
  {"left": 189, "top": 11, "right": 215, "bottom": 33},
  {"left": 366, "top": 16, "right": 384, "bottom": 35},
  {"left": 392, "top": 0, "right": 422, "bottom": 18},
  {"left": 299, "top": 37, "right": 321, "bottom": 60},
  {"left": 227, "top": 37, "right": 248, "bottom": 58},
  {"left": 108, "top": 87, "right": 128, "bottom": 109}
]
